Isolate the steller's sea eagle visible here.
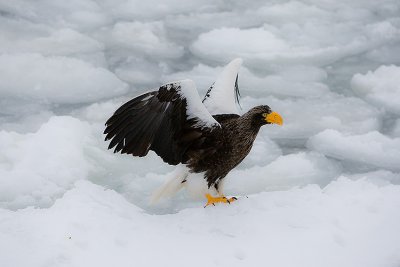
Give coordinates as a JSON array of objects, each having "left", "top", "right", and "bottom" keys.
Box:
[{"left": 104, "top": 58, "right": 283, "bottom": 207}]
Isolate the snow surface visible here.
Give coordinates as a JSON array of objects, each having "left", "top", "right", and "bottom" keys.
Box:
[
  {"left": 1, "top": 0, "right": 400, "bottom": 266},
  {"left": 351, "top": 65, "right": 400, "bottom": 115},
  {"left": 1, "top": 178, "right": 400, "bottom": 267},
  {"left": 307, "top": 130, "right": 400, "bottom": 172}
]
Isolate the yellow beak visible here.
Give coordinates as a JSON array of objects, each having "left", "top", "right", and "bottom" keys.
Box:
[{"left": 265, "top": 111, "right": 283, "bottom": 125}]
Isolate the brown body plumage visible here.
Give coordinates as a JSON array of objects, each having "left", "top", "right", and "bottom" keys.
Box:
[
  {"left": 105, "top": 57, "right": 283, "bottom": 206},
  {"left": 187, "top": 108, "right": 269, "bottom": 189},
  {"left": 104, "top": 81, "right": 282, "bottom": 194}
]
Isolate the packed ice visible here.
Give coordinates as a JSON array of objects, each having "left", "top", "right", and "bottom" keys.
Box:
[
  {"left": 307, "top": 129, "right": 400, "bottom": 172},
  {"left": 0, "top": 0, "right": 400, "bottom": 266},
  {"left": 351, "top": 65, "right": 400, "bottom": 115}
]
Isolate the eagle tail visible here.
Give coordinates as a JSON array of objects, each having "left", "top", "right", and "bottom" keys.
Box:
[{"left": 150, "top": 165, "right": 189, "bottom": 204}]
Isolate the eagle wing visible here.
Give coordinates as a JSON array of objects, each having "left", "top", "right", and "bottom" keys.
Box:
[
  {"left": 202, "top": 58, "right": 243, "bottom": 115},
  {"left": 104, "top": 79, "right": 220, "bottom": 165}
]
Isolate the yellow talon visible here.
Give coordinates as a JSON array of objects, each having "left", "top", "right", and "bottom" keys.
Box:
[{"left": 204, "top": 194, "right": 237, "bottom": 207}]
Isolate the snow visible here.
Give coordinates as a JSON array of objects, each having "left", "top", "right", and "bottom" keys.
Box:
[
  {"left": 392, "top": 119, "right": 400, "bottom": 137},
  {"left": 226, "top": 152, "right": 342, "bottom": 195},
  {"left": 0, "top": 54, "right": 128, "bottom": 104},
  {"left": 0, "top": 117, "right": 94, "bottom": 209},
  {"left": 307, "top": 129, "right": 400, "bottom": 171},
  {"left": 191, "top": 27, "right": 290, "bottom": 64},
  {"left": 109, "top": 21, "right": 184, "bottom": 59},
  {"left": 238, "top": 132, "right": 282, "bottom": 169},
  {"left": 351, "top": 65, "right": 400, "bottom": 114},
  {"left": 1, "top": 0, "right": 400, "bottom": 266},
  {"left": 191, "top": 19, "right": 400, "bottom": 68},
  {"left": 1, "top": 179, "right": 400, "bottom": 267},
  {"left": 167, "top": 63, "right": 329, "bottom": 98},
  {"left": 242, "top": 94, "right": 382, "bottom": 141},
  {"left": 0, "top": 26, "right": 104, "bottom": 58}
]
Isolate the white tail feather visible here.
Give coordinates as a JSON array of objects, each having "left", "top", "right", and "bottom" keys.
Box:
[{"left": 150, "top": 166, "right": 189, "bottom": 204}]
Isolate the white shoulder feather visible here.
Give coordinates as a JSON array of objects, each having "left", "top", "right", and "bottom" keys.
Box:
[{"left": 202, "top": 58, "right": 243, "bottom": 115}]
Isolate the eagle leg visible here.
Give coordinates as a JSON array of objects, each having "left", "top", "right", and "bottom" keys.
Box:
[{"left": 204, "top": 194, "right": 237, "bottom": 207}]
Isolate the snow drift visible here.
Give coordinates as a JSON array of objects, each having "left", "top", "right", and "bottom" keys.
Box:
[{"left": 1, "top": 0, "right": 400, "bottom": 266}]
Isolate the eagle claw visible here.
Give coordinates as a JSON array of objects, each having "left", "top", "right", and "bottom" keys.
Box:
[{"left": 204, "top": 194, "right": 238, "bottom": 207}]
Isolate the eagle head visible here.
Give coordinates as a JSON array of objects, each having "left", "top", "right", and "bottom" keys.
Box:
[{"left": 249, "top": 105, "right": 283, "bottom": 127}]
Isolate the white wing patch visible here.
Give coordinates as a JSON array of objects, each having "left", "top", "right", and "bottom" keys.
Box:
[
  {"left": 165, "top": 79, "right": 220, "bottom": 129},
  {"left": 203, "top": 58, "right": 243, "bottom": 115}
]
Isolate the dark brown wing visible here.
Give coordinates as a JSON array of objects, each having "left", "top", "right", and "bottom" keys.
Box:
[
  {"left": 213, "top": 113, "right": 241, "bottom": 124},
  {"left": 104, "top": 80, "right": 220, "bottom": 165}
]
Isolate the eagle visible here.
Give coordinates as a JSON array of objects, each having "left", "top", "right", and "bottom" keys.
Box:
[{"left": 104, "top": 58, "right": 283, "bottom": 207}]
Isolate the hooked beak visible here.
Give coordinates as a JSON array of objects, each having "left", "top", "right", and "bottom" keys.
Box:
[{"left": 265, "top": 111, "right": 283, "bottom": 125}]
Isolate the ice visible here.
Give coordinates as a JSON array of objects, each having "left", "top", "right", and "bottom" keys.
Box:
[
  {"left": 345, "top": 170, "right": 400, "bottom": 186},
  {"left": 190, "top": 19, "right": 400, "bottom": 68},
  {"left": 0, "top": 0, "right": 110, "bottom": 30},
  {"left": 77, "top": 100, "right": 124, "bottom": 123},
  {"left": 392, "top": 119, "right": 400, "bottom": 137},
  {"left": 0, "top": 110, "right": 54, "bottom": 133},
  {"left": 238, "top": 131, "right": 282, "bottom": 169},
  {"left": 240, "top": 65, "right": 329, "bottom": 98},
  {"left": 0, "top": 53, "right": 128, "bottom": 104},
  {"left": 115, "top": 58, "right": 163, "bottom": 86},
  {"left": 0, "top": 114, "right": 171, "bottom": 210},
  {"left": 0, "top": 24, "right": 104, "bottom": 59},
  {"left": 0, "top": 116, "right": 93, "bottom": 209},
  {"left": 1, "top": 178, "right": 400, "bottom": 267},
  {"left": 242, "top": 94, "right": 382, "bottom": 141},
  {"left": 0, "top": 18, "right": 107, "bottom": 66},
  {"left": 307, "top": 129, "right": 400, "bottom": 171},
  {"left": 351, "top": 65, "right": 400, "bottom": 114},
  {"left": 167, "top": 62, "right": 329, "bottom": 98},
  {"left": 226, "top": 152, "right": 342, "bottom": 195},
  {"left": 1, "top": 0, "right": 400, "bottom": 266},
  {"left": 164, "top": 63, "right": 229, "bottom": 94},
  {"left": 106, "top": 21, "right": 184, "bottom": 59},
  {"left": 107, "top": 0, "right": 218, "bottom": 20},
  {"left": 191, "top": 27, "right": 290, "bottom": 65}
]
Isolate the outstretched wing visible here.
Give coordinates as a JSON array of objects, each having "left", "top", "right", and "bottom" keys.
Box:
[
  {"left": 104, "top": 79, "right": 220, "bottom": 165},
  {"left": 202, "top": 58, "right": 243, "bottom": 115}
]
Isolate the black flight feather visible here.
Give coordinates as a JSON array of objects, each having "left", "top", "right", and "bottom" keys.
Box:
[{"left": 104, "top": 81, "right": 218, "bottom": 165}]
